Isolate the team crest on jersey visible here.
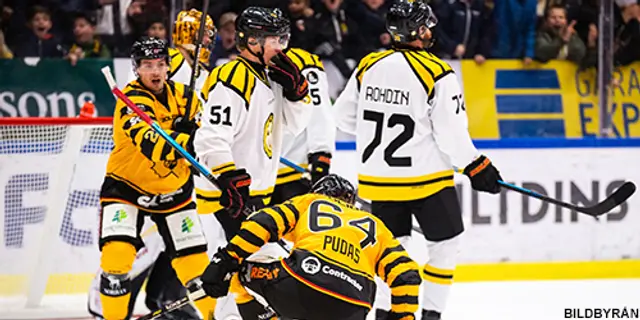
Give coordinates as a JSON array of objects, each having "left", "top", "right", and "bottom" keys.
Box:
[{"left": 263, "top": 113, "right": 274, "bottom": 159}]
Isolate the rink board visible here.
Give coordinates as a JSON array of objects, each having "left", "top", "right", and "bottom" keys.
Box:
[{"left": 1, "top": 140, "right": 639, "bottom": 296}]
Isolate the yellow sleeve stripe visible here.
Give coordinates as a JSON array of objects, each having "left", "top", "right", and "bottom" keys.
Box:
[
  {"left": 287, "top": 49, "right": 324, "bottom": 71},
  {"left": 211, "top": 162, "right": 236, "bottom": 175},
  {"left": 263, "top": 207, "right": 288, "bottom": 236},
  {"left": 242, "top": 220, "right": 272, "bottom": 243},
  {"left": 377, "top": 250, "right": 408, "bottom": 280},
  {"left": 390, "top": 303, "right": 418, "bottom": 314},
  {"left": 390, "top": 285, "right": 418, "bottom": 297},
  {"left": 230, "top": 233, "right": 262, "bottom": 255},
  {"left": 402, "top": 51, "right": 435, "bottom": 100},
  {"left": 281, "top": 203, "right": 300, "bottom": 224},
  {"left": 385, "top": 257, "right": 416, "bottom": 285}
]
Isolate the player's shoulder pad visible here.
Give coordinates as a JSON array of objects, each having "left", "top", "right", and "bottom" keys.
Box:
[
  {"left": 355, "top": 49, "right": 395, "bottom": 89},
  {"left": 168, "top": 47, "right": 185, "bottom": 79},
  {"left": 166, "top": 80, "right": 191, "bottom": 101},
  {"left": 118, "top": 81, "right": 157, "bottom": 117},
  {"left": 202, "top": 59, "right": 257, "bottom": 109},
  {"left": 286, "top": 48, "right": 324, "bottom": 72},
  {"left": 399, "top": 50, "right": 454, "bottom": 101}
]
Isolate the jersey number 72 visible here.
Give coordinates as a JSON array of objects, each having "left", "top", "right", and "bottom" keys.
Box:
[{"left": 362, "top": 110, "right": 415, "bottom": 167}]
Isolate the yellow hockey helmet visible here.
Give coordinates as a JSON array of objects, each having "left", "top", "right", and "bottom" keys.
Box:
[{"left": 173, "top": 9, "right": 216, "bottom": 65}]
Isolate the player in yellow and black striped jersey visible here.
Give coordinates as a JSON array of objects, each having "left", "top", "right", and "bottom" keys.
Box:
[
  {"left": 201, "top": 174, "right": 422, "bottom": 320},
  {"left": 96, "top": 37, "right": 216, "bottom": 320},
  {"left": 334, "top": 1, "right": 503, "bottom": 319}
]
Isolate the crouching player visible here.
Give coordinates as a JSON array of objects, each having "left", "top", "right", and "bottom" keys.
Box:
[
  {"left": 96, "top": 37, "right": 215, "bottom": 320},
  {"left": 201, "top": 174, "right": 423, "bottom": 320}
]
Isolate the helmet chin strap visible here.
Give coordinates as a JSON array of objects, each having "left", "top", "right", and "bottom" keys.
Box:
[{"left": 247, "top": 40, "right": 268, "bottom": 65}]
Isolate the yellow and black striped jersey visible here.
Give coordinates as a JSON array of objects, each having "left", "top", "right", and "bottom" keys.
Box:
[
  {"left": 193, "top": 56, "right": 312, "bottom": 214},
  {"left": 226, "top": 193, "right": 421, "bottom": 316},
  {"left": 277, "top": 48, "right": 335, "bottom": 186},
  {"left": 101, "top": 80, "right": 201, "bottom": 213},
  {"left": 334, "top": 48, "right": 479, "bottom": 202}
]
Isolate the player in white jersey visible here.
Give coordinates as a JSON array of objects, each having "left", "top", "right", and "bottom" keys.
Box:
[
  {"left": 194, "top": 6, "right": 312, "bottom": 319},
  {"left": 333, "top": 1, "right": 503, "bottom": 319},
  {"left": 271, "top": 47, "right": 335, "bottom": 205},
  {"left": 88, "top": 9, "right": 216, "bottom": 320}
]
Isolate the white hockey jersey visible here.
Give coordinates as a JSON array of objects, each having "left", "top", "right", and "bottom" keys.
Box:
[
  {"left": 194, "top": 55, "right": 313, "bottom": 213},
  {"left": 277, "top": 48, "right": 335, "bottom": 185},
  {"left": 333, "top": 48, "right": 479, "bottom": 201}
]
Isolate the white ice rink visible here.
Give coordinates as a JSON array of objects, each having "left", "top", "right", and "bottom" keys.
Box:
[{"left": 2, "top": 279, "right": 639, "bottom": 320}]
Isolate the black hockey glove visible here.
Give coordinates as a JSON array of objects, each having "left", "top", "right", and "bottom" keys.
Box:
[
  {"left": 201, "top": 247, "right": 240, "bottom": 298},
  {"left": 463, "top": 155, "right": 503, "bottom": 194},
  {"left": 172, "top": 117, "right": 198, "bottom": 134},
  {"left": 218, "top": 169, "right": 252, "bottom": 218},
  {"left": 268, "top": 51, "right": 309, "bottom": 102},
  {"left": 308, "top": 151, "right": 332, "bottom": 185}
]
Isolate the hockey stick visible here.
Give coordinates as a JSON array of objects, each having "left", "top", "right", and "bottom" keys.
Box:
[
  {"left": 101, "top": 66, "right": 220, "bottom": 189},
  {"left": 497, "top": 180, "right": 636, "bottom": 217},
  {"left": 136, "top": 289, "right": 207, "bottom": 320},
  {"left": 182, "top": 0, "right": 211, "bottom": 125},
  {"left": 279, "top": 157, "right": 312, "bottom": 181},
  {"left": 102, "top": 66, "right": 292, "bottom": 318}
]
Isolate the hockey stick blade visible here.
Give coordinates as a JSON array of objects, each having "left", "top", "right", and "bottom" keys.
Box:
[
  {"left": 499, "top": 180, "right": 636, "bottom": 217},
  {"left": 136, "top": 289, "right": 206, "bottom": 320},
  {"left": 580, "top": 181, "right": 636, "bottom": 216}
]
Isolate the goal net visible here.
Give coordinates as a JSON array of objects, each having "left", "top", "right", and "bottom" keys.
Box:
[{"left": 0, "top": 117, "right": 113, "bottom": 319}]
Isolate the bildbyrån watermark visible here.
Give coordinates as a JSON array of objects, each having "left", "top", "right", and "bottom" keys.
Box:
[{"left": 565, "top": 308, "right": 639, "bottom": 318}]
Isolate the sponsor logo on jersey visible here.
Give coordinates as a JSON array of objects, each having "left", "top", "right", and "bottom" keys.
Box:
[
  {"left": 321, "top": 265, "right": 363, "bottom": 292},
  {"left": 301, "top": 256, "right": 321, "bottom": 275},
  {"left": 137, "top": 188, "right": 184, "bottom": 208},
  {"left": 364, "top": 86, "right": 410, "bottom": 106},
  {"left": 263, "top": 113, "right": 274, "bottom": 159},
  {"left": 250, "top": 265, "right": 281, "bottom": 280},
  {"left": 307, "top": 71, "right": 319, "bottom": 84},
  {"left": 181, "top": 217, "right": 194, "bottom": 233},
  {"left": 112, "top": 209, "right": 128, "bottom": 223}
]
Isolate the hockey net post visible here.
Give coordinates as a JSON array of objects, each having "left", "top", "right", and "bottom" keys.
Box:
[{"left": 0, "top": 117, "right": 112, "bottom": 319}]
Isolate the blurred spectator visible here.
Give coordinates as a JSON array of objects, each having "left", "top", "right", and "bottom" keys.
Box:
[
  {"left": 310, "top": 0, "right": 355, "bottom": 78},
  {"left": 345, "top": 0, "right": 389, "bottom": 57},
  {"left": 432, "top": 0, "right": 494, "bottom": 64},
  {"left": 14, "top": 5, "right": 64, "bottom": 58},
  {"left": 492, "top": 0, "right": 537, "bottom": 65},
  {"left": 0, "top": 29, "right": 12, "bottom": 58},
  {"left": 95, "top": 0, "right": 146, "bottom": 57},
  {"left": 66, "top": 11, "right": 110, "bottom": 65},
  {"left": 142, "top": 11, "right": 167, "bottom": 41},
  {"left": 535, "top": 5, "right": 586, "bottom": 63},
  {"left": 615, "top": 0, "right": 640, "bottom": 23},
  {"left": 210, "top": 11, "right": 238, "bottom": 66},
  {"left": 287, "top": 0, "right": 316, "bottom": 50},
  {"left": 614, "top": 12, "right": 640, "bottom": 66}
]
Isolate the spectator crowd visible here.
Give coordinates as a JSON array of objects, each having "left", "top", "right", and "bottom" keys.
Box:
[{"left": 0, "top": 0, "right": 639, "bottom": 71}]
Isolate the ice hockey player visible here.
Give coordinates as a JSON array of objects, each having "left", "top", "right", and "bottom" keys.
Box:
[
  {"left": 95, "top": 36, "right": 215, "bottom": 320},
  {"left": 333, "top": 1, "right": 504, "bottom": 319},
  {"left": 193, "top": 5, "right": 312, "bottom": 317},
  {"left": 271, "top": 47, "right": 335, "bottom": 205},
  {"left": 200, "top": 174, "right": 422, "bottom": 320},
  {"left": 89, "top": 9, "right": 217, "bottom": 320}
]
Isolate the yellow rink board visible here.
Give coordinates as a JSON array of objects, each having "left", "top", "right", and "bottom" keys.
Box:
[{"left": 2, "top": 260, "right": 639, "bottom": 296}]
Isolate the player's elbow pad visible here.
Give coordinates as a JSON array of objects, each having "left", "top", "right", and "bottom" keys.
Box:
[{"left": 390, "top": 269, "right": 422, "bottom": 288}]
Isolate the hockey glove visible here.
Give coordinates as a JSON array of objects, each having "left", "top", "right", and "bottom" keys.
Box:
[
  {"left": 172, "top": 117, "right": 198, "bottom": 134},
  {"left": 308, "top": 151, "right": 332, "bottom": 185},
  {"left": 218, "top": 169, "right": 252, "bottom": 218},
  {"left": 201, "top": 247, "right": 240, "bottom": 298},
  {"left": 463, "top": 155, "right": 502, "bottom": 194},
  {"left": 268, "top": 51, "right": 309, "bottom": 102}
]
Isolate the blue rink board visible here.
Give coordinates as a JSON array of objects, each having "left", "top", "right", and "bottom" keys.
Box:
[{"left": 2, "top": 138, "right": 640, "bottom": 155}]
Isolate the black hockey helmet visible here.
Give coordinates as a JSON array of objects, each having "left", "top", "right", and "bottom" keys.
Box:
[
  {"left": 386, "top": 0, "right": 438, "bottom": 43},
  {"left": 311, "top": 174, "right": 356, "bottom": 205},
  {"left": 235, "top": 7, "right": 290, "bottom": 60},
  {"left": 131, "top": 36, "right": 170, "bottom": 71}
]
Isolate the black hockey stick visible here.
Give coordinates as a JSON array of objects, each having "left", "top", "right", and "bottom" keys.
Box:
[
  {"left": 137, "top": 289, "right": 206, "bottom": 320},
  {"left": 182, "top": 0, "right": 211, "bottom": 125},
  {"left": 498, "top": 180, "right": 636, "bottom": 217}
]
